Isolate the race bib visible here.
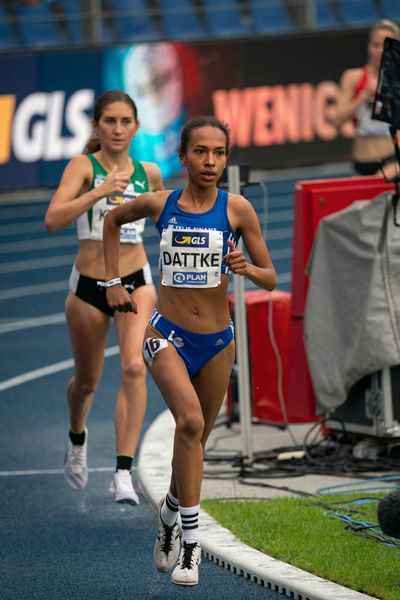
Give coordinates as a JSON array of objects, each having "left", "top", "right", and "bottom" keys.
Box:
[
  {"left": 160, "top": 227, "right": 223, "bottom": 288},
  {"left": 105, "top": 183, "right": 145, "bottom": 243}
]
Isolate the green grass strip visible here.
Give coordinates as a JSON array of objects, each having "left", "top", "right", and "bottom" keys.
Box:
[{"left": 202, "top": 494, "right": 400, "bottom": 600}]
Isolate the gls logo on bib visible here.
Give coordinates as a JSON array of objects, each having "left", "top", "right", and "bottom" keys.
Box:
[{"left": 172, "top": 232, "right": 209, "bottom": 247}]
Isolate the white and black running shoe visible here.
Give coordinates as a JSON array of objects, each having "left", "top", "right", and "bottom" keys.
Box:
[
  {"left": 171, "top": 541, "right": 201, "bottom": 586},
  {"left": 153, "top": 498, "right": 181, "bottom": 572}
]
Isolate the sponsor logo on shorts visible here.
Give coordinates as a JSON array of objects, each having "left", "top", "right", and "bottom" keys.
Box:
[
  {"left": 172, "top": 232, "right": 209, "bottom": 247},
  {"left": 172, "top": 336, "right": 184, "bottom": 348},
  {"left": 173, "top": 272, "right": 208, "bottom": 285}
]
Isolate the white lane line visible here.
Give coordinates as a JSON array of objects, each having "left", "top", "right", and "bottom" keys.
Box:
[
  {"left": 270, "top": 248, "right": 292, "bottom": 260},
  {"left": 0, "top": 255, "right": 75, "bottom": 273},
  {"left": 275, "top": 272, "right": 291, "bottom": 283},
  {"left": 0, "top": 467, "right": 126, "bottom": 477},
  {"left": 1, "top": 235, "right": 77, "bottom": 253},
  {"left": 0, "top": 222, "right": 51, "bottom": 236},
  {"left": 0, "top": 189, "right": 52, "bottom": 206},
  {"left": 266, "top": 209, "right": 294, "bottom": 223},
  {"left": 0, "top": 345, "right": 119, "bottom": 392},
  {"left": 0, "top": 206, "right": 46, "bottom": 219},
  {"left": 267, "top": 227, "right": 293, "bottom": 240},
  {"left": 0, "top": 281, "right": 67, "bottom": 300},
  {"left": 0, "top": 313, "right": 66, "bottom": 334}
]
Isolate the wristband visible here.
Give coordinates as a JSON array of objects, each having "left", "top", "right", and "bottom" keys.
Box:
[{"left": 97, "top": 277, "right": 122, "bottom": 288}]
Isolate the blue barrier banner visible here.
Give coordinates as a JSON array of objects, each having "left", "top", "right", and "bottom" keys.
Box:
[
  {"left": 0, "top": 46, "right": 188, "bottom": 190},
  {"left": 0, "top": 31, "right": 367, "bottom": 192},
  {"left": 39, "top": 50, "right": 103, "bottom": 187},
  {"left": 0, "top": 53, "right": 41, "bottom": 189},
  {"left": 0, "top": 50, "right": 102, "bottom": 190}
]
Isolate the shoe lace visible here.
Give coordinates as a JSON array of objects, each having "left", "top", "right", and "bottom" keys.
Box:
[
  {"left": 159, "top": 520, "right": 177, "bottom": 553},
  {"left": 180, "top": 542, "right": 198, "bottom": 570}
]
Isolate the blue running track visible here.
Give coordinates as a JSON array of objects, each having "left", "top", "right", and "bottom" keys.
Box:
[{"left": 0, "top": 172, "right": 345, "bottom": 599}]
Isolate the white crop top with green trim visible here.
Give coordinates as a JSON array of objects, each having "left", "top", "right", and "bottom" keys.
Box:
[{"left": 76, "top": 154, "right": 149, "bottom": 243}]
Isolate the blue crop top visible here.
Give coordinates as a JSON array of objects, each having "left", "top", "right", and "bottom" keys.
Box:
[{"left": 155, "top": 188, "right": 237, "bottom": 288}]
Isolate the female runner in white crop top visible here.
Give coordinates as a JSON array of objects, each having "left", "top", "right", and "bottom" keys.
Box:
[
  {"left": 45, "top": 90, "right": 164, "bottom": 505},
  {"left": 102, "top": 115, "right": 277, "bottom": 586}
]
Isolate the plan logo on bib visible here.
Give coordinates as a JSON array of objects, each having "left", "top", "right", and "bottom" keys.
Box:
[{"left": 173, "top": 272, "right": 208, "bottom": 285}]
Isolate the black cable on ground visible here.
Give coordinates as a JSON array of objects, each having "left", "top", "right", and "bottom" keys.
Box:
[{"left": 204, "top": 417, "right": 400, "bottom": 482}]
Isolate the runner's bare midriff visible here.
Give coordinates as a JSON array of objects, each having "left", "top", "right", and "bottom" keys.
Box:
[
  {"left": 352, "top": 135, "right": 394, "bottom": 162},
  {"left": 156, "top": 274, "right": 232, "bottom": 333},
  {"left": 75, "top": 240, "right": 148, "bottom": 279}
]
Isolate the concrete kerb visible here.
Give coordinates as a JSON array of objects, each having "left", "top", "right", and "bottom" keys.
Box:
[{"left": 138, "top": 409, "right": 377, "bottom": 600}]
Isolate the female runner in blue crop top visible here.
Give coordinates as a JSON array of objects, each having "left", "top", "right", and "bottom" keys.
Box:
[
  {"left": 102, "top": 115, "right": 278, "bottom": 586},
  {"left": 45, "top": 90, "right": 164, "bottom": 506}
]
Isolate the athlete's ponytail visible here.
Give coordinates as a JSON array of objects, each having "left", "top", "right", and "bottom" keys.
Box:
[{"left": 83, "top": 133, "right": 101, "bottom": 155}]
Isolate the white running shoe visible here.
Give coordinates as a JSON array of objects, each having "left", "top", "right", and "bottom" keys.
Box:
[
  {"left": 171, "top": 541, "right": 201, "bottom": 586},
  {"left": 153, "top": 498, "right": 181, "bottom": 572},
  {"left": 109, "top": 469, "right": 139, "bottom": 505},
  {"left": 63, "top": 429, "right": 88, "bottom": 490}
]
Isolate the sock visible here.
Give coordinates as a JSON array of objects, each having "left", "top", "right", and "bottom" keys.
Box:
[
  {"left": 179, "top": 504, "right": 200, "bottom": 545},
  {"left": 116, "top": 454, "right": 133, "bottom": 472},
  {"left": 69, "top": 429, "right": 86, "bottom": 446},
  {"left": 161, "top": 490, "right": 179, "bottom": 526}
]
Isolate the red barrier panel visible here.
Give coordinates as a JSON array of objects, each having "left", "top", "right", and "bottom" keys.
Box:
[
  {"left": 228, "top": 289, "right": 291, "bottom": 425},
  {"left": 291, "top": 175, "right": 394, "bottom": 317},
  {"left": 288, "top": 175, "right": 394, "bottom": 421}
]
